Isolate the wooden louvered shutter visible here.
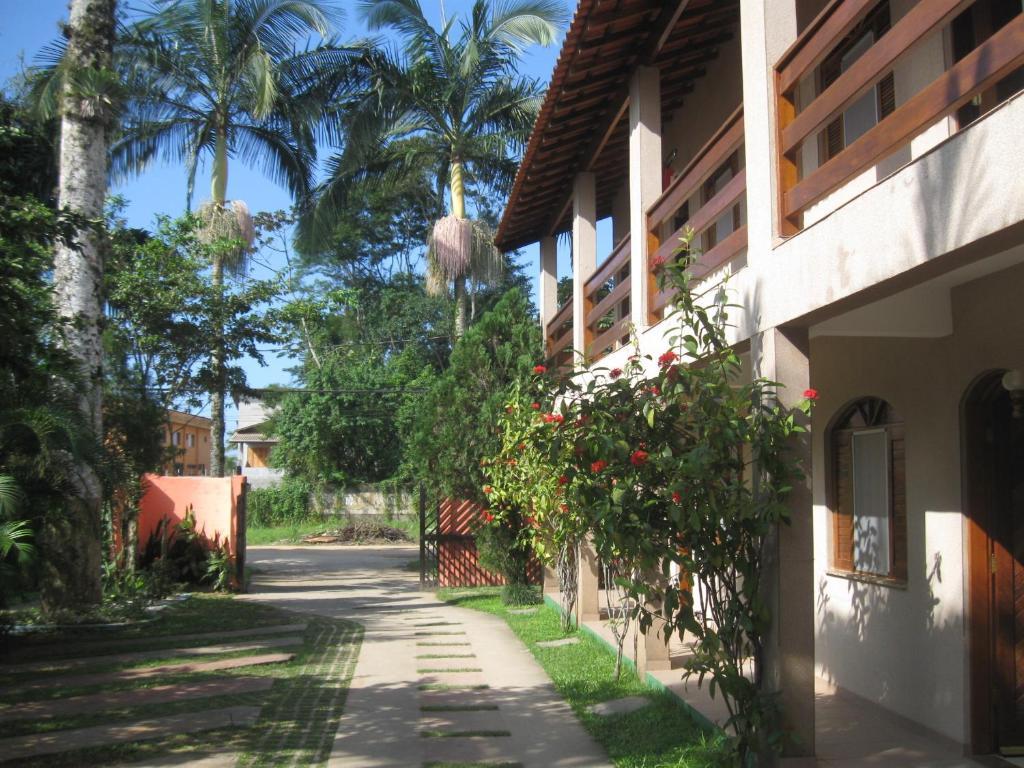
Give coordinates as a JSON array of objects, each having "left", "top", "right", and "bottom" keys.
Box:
[
  {"left": 833, "top": 430, "right": 855, "bottom": 571},
  {"left": 878, "top": 71, "right": 896, "bottom": 118},
  {"left": 821, "top": 56, "right": 844, "bottom": 161},
  {"left": 889, "top": 423, "right": 907, "bottom": 582}
]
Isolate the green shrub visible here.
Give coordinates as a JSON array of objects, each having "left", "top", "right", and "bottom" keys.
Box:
[
  {"left": 500, "top": 582, "right": 540, "bottom": 606},
  {"left": 247, "top": 478, "right": 317, "bottom": 527}
]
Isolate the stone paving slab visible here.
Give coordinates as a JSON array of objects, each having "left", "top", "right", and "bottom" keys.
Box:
[
  {"left": 587, "top": 695, "right": 652, "bottom": 717},
  {"left": 3, "top": 622, "right": 308, "bottom": 664},
  {"left": 0, "top": 652, "right": 295, "bottom": 694},
  {"left": 0, "top": 705, "right": 260, "bottom": 761},
  {"left": 122, "top": 753, "right": 238, "bottom": 768},
  {"left": 536, "top": 637, "right": 579, "bottom": 648},
  {"left": 418, "top": 671, "right": 489, "bottom": 689},
  {"left": 418, "top": 690, "right": 501, "bottom": 710},
  {"left": 0, "top": 675, "right": 274, "bottom": 722},
  {"left": 0, "top": 636, "right": 303, "bottom": 674},
  {"left": 419, "top": 709, "right": 511, "bottom": 732},
  {"left": 420, "top": 736, "right": 517, "bottom": 765}
]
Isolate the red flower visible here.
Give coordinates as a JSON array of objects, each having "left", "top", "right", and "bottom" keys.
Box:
[
  {"left": 481, "top": 510, "right": 495, "bottom": 523},
  {"left": 590, "top": 460, "right": 608, "bottom": 473},
  {"left": 507, "top": 459, "right": 517, "bottom": 466},
  {"left": 658, "top": 350, "right": 678, "bottom": 367},
  {"left": 552, "top": 414, "right": 564, "bottom": 425},
  {"left": 630, "top": 449, "right": 649, "bottom": 466},
  {"left": 559, "top": 503, "right": 569, "bottom": 513},
  {"left": 803, "top": 388, "right": 819, "bottom": 400},
  {"left": 646, "top": 385, "right": 661, "bottom": 396},
  {"left": 533, "top": 365, "right": 547, "bottom": 374},
  {"left": 531, "top": 402, "right": 541, "bottom": 410},
  {"left": 483, "top": 485, "right": 494, "bottom": 494},
  {"left": 558, "top": 475, "right": 569, "bottom": 486},
  {"left": 672, "top": 491, "right": 682, "bottom": 504},
  {"left": 610, "top": 368, "right": 623, "bottom": 379},
  {"left": 518, "top": 442, "right": 527, "bottom": 451},
  {"left": 651, "top": 253, "right": 669, "bottom": 271},
  {"left": 543, "top": 413, "right": 555, "bottom": 423}
]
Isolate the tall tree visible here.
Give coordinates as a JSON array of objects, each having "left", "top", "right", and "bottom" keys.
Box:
[
  {"left": 47, "top": 0, "right": 118, "bottom": 610},
  {"left": 301, "top": 0, "right": 565, "bottom": 337},
  {"left": 110, "top": 0, "right": 349, "bottom": 475}
]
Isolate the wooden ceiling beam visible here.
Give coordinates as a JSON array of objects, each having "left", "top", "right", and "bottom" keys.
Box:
[{"left": 543, "top": 0, "right": 696, "bottom": 236}]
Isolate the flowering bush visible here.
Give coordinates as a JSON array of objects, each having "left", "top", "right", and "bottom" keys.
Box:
[{"left": 483, "top": 232, "right": 812, "bottom": 764}]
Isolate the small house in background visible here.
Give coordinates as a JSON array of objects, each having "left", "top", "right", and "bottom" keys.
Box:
[
  {"left": 163, "top": 409, "right": 212, "bottom": 476},
  {"left": 230, "top": 398, "right": 283, "bottom": 487}
]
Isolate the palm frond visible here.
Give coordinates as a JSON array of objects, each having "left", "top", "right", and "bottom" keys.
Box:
[
  {"left": 486, "top": 0, "right": 566, "bottom": 50},
  {"left": 0, "top": 476, "right": 23, "bottom": 519}
]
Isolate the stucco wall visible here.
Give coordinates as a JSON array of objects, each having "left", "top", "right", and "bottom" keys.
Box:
[
  {"left": 808, "top": 260, "right": 1024, "bottom": 744},
  {"left": 138, "top": 474, "right": 245, "bottom": 558}
]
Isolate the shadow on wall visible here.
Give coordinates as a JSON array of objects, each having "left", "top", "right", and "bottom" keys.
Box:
[
  {"left": 137, "top": 473, "right": 245, "bottom": 559},
  {"left": 815, "top": 549, "right": 962, "bottom": 735}
]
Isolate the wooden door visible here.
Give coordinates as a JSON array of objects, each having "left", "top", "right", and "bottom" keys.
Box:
[
  {"left": 993, "top": 393, "right": 1024, "bottom": 753},
  {"left": 967, "top": 375, "right": 1024, "bottom": 755}
]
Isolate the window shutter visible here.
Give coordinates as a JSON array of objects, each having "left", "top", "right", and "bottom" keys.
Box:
[
  {"left": 878, "top": 71, "right": 896, "bottom": 118},
  {"left": 889, "top": 423, "right": 907, "bottom": 582},
  {"left": 834, "top": 430, "right": 855, "bottom": 571},
  {"left": 821, "top": 56, "right": 844, "bottom": 161}
]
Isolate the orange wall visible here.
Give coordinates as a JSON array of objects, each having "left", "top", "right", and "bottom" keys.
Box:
[{"left": 138, "top": 473, "right": 245, "bottom": 559}]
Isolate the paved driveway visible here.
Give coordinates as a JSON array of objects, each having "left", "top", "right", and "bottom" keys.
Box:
[{"left": 241, "top": 545, "right": 612, "bottom": 768}]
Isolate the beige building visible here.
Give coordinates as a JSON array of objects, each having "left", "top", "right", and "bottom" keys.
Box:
[
  {"left": 229, "top": 398, "right": 283, "bottom": 487},
  {"left": 499, "top": 0, "right": 1024, "bottom": 763},
  {"left": 163, "top": 410, "right": 212, "bottom": 476}
]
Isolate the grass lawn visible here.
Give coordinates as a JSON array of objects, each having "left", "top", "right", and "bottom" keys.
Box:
[
  {"left": 0, "top": 593, "right": 362, "bottom": 767},
  {"left": 247, "top": 515, "right": 420, "bottom": 546},
  {"left": 437, "top": 587, "right": 730, "bottom": 768},
  {"left": 246, "top": 521, "right": 330, "bottom": 545}
]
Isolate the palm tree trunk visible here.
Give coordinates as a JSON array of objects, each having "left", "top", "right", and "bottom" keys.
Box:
[
  {"left": 209, "top": 128, "right": 228, "bottom": 477},
  {"left": 44, "top": 0, "right": 117, "bottom": 613},
  {"left": 450, "top": 159, "right": 468, "bottom": 339}
]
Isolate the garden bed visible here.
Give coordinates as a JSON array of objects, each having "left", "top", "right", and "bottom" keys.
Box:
[{"left": 0, "top": 594, "right": 362, "bottom": 766}]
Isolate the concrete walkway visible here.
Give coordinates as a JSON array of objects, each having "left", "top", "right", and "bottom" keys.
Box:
[{"left": 241, "top": 545, "right": 612, "bottom": 768}]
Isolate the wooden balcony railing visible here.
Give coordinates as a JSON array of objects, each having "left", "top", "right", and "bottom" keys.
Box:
[
  {"left": 584, "top": 234, "right": 631, "bottom": 362},
  {"left": 646, "top": 107, "right": 747, "bottom": 323},
  {"left": 545, "top": 299, "right": 573, "bottom": 370},
  {"left": 776, "top": 0, "right": 1024, "bottom": 233}
]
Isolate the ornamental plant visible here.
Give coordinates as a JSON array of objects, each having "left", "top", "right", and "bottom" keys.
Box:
[
  {"left": 485, "top": 231, "right": 813, "bottom": 764},
  {"left": 483, "top": 377, "right": 587, "bottom": 621}
]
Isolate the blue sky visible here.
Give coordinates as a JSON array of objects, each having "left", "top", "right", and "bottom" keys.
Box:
[{"left": 0, "top": 0, "right": 584, "bottom": 433}]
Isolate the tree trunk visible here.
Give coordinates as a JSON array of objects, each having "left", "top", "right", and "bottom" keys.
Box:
[
  {"left": 45, "top": 0, "right": 117, "bottom": 613},
  {"left": 450, "top": 159, "right": 468, "bottom": 339},
  {"left": 454, "top": 276, "right": 468, "bottom": 338},
  {"left": 209, "top": 255, "right": 227, "bottom": 476},
  {"left": 208, "top": 128, "right": 228, "bottom": 477}
]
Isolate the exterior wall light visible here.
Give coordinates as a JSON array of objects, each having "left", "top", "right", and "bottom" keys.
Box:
[{"left": 1002, "top": 369, "right": 1024, "bottom": 418}]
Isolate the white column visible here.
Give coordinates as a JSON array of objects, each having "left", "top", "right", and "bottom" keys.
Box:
[
  {"left": 539, "top": 235, "right": 558, "bottom": 335},
  {"left": 740, "top": 0, "right": 797, "bottom": 259},
  {"left": 572, "top": 172, "right": 597, "bottom": 368},
  {"left": 628, "top": 65, "right": 662, "bottom": 332},
  {"left": 753, "top": 326, "right": 815, "bottom": 759}
]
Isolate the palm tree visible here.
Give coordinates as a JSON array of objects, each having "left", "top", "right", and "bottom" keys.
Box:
[
  {"left": 112, "top": 0, "right": 352, "bottom": 475},
  {"left": 301, "top": 0, "right": 565, "bottom": 337},
  {"left": 49, "top": 0, "right": 118, "bottom": 609}
]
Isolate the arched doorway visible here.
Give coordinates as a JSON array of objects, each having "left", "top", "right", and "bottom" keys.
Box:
[{"left": 965, "top": 370, "right": 1024, "bottom": 754}]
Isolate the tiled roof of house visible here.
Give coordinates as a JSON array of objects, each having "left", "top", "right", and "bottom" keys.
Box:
[
  {"left": 228, "top": 422, "right": 279, "bottom": 445},
  {"left": 495, "top": 0, "right": 739, "bottom": 251}
]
